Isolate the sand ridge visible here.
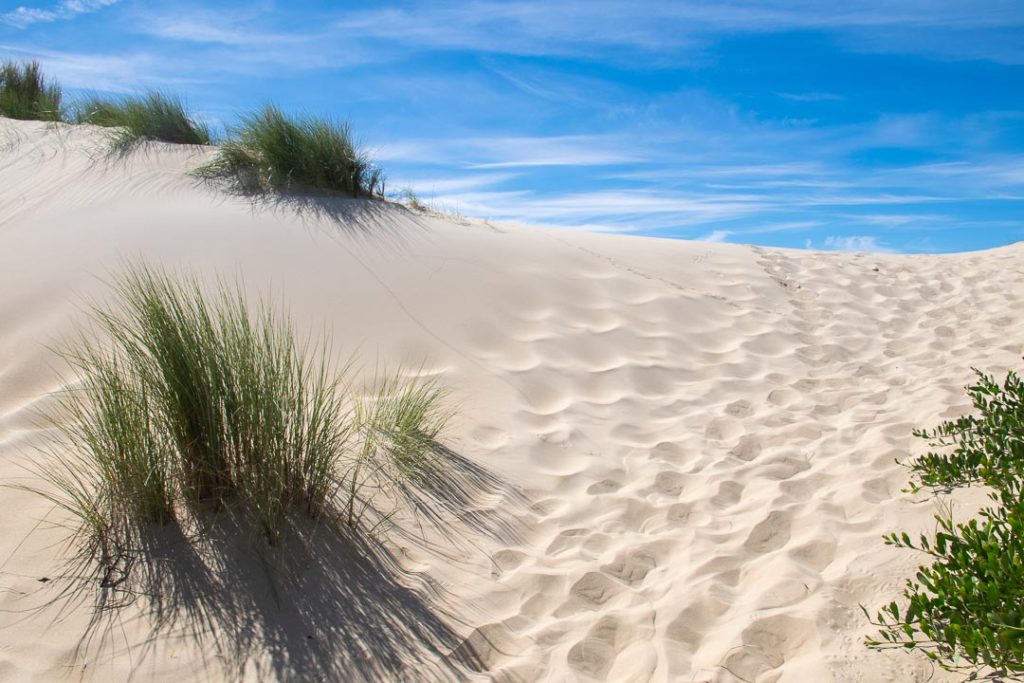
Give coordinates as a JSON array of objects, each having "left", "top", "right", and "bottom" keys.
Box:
[{"left": 0, "top": 118, "right": 1022, "bottom": 681}]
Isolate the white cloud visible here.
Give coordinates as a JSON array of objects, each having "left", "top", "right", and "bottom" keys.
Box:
[
  {"left": 1, "top": 0, "right": 118, "bottom": 28},
  {"left": 0, "top": 43, "right": 200, "bottom": 92},
  {"left": 386, "top": 173, "right": 520, "bottom": 194},
  {"left": 822, "top": 235, "right": 896, "bottom": 252},
  {"left": 777, "top": 92, "right": 845, "bottom": 102},
  {"left": 329, "top": 1, "right": 1024, "bottom": 64},
  {"left": 839, "top": 213, "right": 949, "bottom": 227},
  {"left": 419, "top": 188, "right": 771, "bottom": 235},
  {"left": 373, "top": 134, "right": 641, "bottom": 168},
  {"left": 699, "top": 229, "right": 732, "bottom": 242},
  {"left": 135, "top": 11, "right": 311, "bottom": 47},
  {"left": 2, "top": 8, "right": 58, "bottom": 26}
]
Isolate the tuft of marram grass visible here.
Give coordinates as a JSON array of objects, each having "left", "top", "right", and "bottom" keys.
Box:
[
  {"left": 29, "top": 264, "right": 453, "bottom": 576},
  {"left": 0, "top": 60, "right": 63, "bottom": 121},
  {"left": 195, "top": 105, "right": 384, "bottom": 198},
  {"left": 345, "top": 369, "right": 451, "bottom": 527},
  {"left": 32, "top": 343, "right": 176, "bottom": 569},
  {"left": 30, "top": 264, "right": 355, "bottom": 556},
  {"left": 74, "top": 91, "right": 210, "bottom": 151},
  {"left": 99, "top": 264, "right": 354, "bottom": 541},
  {"left": 397, "top": 188, "right": 428, "bottom": 212}
]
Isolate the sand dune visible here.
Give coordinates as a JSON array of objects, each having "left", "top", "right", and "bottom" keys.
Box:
[{"left": 1, "top": 118, "right": 1021, "bottom": 682}]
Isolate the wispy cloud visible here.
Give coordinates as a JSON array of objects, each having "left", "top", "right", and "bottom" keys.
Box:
[
  {"left": 374, "top": 134, "right": 641, "bottom": 168},
  {"left": 330, "top": 1, "right": 1024, "bottom": 64},
  {"left": 420, "top": 188, "right": 772, "bottom": 234},
  {"left": 821, "top": 235, "right": 896, "bottom": 252},
  {"left": 1, "top": 0, "right": 118, "bottom": 28},
  {"left": 0, "top": 43, "right": 195, "bottom": 91},
  {"left": 387, "top": 172, "right": 520, "bottom": 194},
  {"left": 699, "top": 229, "right": 732, "bottom": 242},
  {"left": 142, "top": 18, "right": 301, "bottom": 47},
  {"left": 130, "top": 6, "right": 319, "bottom": 48},
  {"left": 777, "top": 92, "right": 845, "bottom": 102},
  {"left": 838, "top": 213, "right": 950, "bottom": 227}
]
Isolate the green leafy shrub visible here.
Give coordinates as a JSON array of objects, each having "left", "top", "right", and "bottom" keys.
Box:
[
  {"left": 29, "top": 264, "right": 451, "bottom": 574},
  {"left": 865, "top": 368, "right": 1024, "bottom": 678},
  {"left": 195, "top": 105, "right": 384, "bottom": 197},
  {"left": 0, "top": 60, "right": 63, "bottom": 121},
  {"left": 74, "top": 91, "right": 210, "bottom": 151}
]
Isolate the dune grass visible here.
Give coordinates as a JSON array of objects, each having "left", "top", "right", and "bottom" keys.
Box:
[
  {"left": 89, "top": 264, "right": 355, "bottom": 544},
  {"left": 397, "top": 188, "right": 428, "bottom": 212},
  {"left": 0, "top": 60, "right": 63, "bottom": 121},
  {"left": 35, "top": 349, "right": 175, "bottom": 568},
  {"left": 30, "top": 264, "right": 451, "bottom": 574},
  {"left": 74, "top": 91, "right": 210, "bottom": 151},
  {"left": 195, "top": 105, "right": 385, "bottom": 197},
  {"left": 345, "top": 370, "right": 450, "bottom": 527}
]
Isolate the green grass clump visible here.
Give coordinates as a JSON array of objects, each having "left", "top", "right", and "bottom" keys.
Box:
[
  {"left": 31, "top": 264, "right": 452, "bottom": 574},
  {"left": 345, "top": 370, "right": 450, "bottom": 527},
  {"left": 195, "top": 105, "right": 384, "bottom": 197},
  {"left": 98, "top": 265, "right": 354, "bottom": 540},
  {"left": 74, "top": 91, "right": 210, "bottom": 151},
  {"left": 865, "top": 368, "right": 1024, "bottom": 678},
  {"left": 397, "top": 188, "right": 428, "bottom": 212},
  {"left": 0, "top": 60, "right": 63, "bottom": 121},
  {"left": 35, "top": 350, "right": 175, "bottom": 569}
]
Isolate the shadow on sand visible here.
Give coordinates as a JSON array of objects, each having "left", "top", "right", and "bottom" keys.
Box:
[
  {"left": 198, "top": 177, "right": 436, "bottom": 249},
  {"left": 29, "top": 442, "right": 525, "bottom": 682}
]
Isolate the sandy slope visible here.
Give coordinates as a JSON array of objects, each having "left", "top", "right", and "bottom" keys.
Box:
[{"left": 1, "top": 118, "right": 1022, "bottom": 682}]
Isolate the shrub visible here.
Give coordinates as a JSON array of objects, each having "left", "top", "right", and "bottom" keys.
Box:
[
  {"left": 0, "top": 60, "right": 63, "bottom": 121},
  {"left": 195, "top": 105, "right": 384, "bottom": 197},
  {"left": 74, "top": 91, "right": 210, "bottom": 151},
  {"left": 865, "top": 368, "right": 1024, "bottom": 678},
  {"left": 28, "top": 264, "right": 452, "bottom": 575}
]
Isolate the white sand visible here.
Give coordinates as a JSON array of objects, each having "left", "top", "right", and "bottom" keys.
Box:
[{"left": 1, "top": 118, "right": 1021, "bottom": 682}]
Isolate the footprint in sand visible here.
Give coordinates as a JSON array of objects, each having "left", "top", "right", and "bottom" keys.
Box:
[
  {"left": 665, "top": 502, "right": 694, "bottom": 526},
  {"left": 721, "top": 615, "right": 815, "bottom": 681},
  {"left": 491, "top": 549, "right": 527, "bottom": 576},
  {"left": 729, "top": 434, "right": 762, "bottom": 461},
  {"left": 587, "top": 478, "right": 623, "bottom": 495},
  {"left": 666, "top": 596, "right": 729, "bottom": 651},
  {"left": 649, "top": 440, "right": 685, "bottom": 462},
  {"left": 710, "top": 481, "right": 744, "bottom": 508},
  {"left": 704, "top": 416, "right": 744, "bottom": 441},
  {"left": 743, "top": 510, "right": 793, "bottom": 554},
  {"left": 649, "top": 470, "right": 686, "bottom": 497},
  {"left": 567, "top": 616, "right": 626, "bottom": 680},
  {"left": 788, "top": 538, "right": 837, "bottom": 571},
  {"left": 601, "top": 547, "right": 660, "bottom": 586},
  {"left": 556, "top": 572, "right": 624, "bottom": 615},
  {"left": 725, "top": 398, "right": 755, "bottom": 417},
  {"left": 767, "top": 387, "right": 800, "bottom": 407},
  {"left": 546, "top": 528, "right": 588, "bottom": 555}
]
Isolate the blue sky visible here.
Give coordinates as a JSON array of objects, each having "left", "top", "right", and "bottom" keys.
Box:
[{"left": 2, "top": 1, "right": 1023, "bottom": 252}]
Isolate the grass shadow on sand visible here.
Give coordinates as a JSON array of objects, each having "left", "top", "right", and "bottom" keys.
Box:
[
  {"left": 20, "top": 439, "right": 524, "bottom": 682},
  {"left": 196, "top": 176, "right": 434, "bottom": 249},
  {"left": 387, "top": 443, "right": 526, "bottom": 548}
]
